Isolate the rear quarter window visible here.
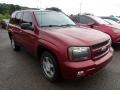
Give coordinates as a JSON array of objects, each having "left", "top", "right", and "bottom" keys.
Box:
[
  {"left": 15, "top": 12, "right": 23, "bottom": 25},
  {"left": 10, "top": 12, "right": 17, "bottom": 24},
  {"left": 70, "top": 16, "right": 79, "bottom": 23}
]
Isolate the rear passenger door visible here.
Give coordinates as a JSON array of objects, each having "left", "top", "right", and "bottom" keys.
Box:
[{"left": 20, "top": 12, "right": 36, "bottom": 54}]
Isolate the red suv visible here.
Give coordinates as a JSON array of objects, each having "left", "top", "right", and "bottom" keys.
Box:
[
  {"left": 8, "top": 10, "right": 113, "bottom": 82},
  {"left": 70, "top": 15, "right": 120, "bottom": 44}
]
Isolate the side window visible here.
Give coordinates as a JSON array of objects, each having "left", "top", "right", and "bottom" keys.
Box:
[
  {"left": 71, "top": 16, "right": 79, "bottom": 23},
  {"left": 15, "top": 12, "right": 23, "bottom": 25},
  {"left": 22, "top": 12, "right": 32, "bottom": 24},
  {"left": 10, "top": 12, "right": 17, "bottom": 24},
  {"left": 79, "top": 16, "right": 95, "bottom": 24},
  {"left": 21, "top": 12, "right": 34, "bottom": 30}
]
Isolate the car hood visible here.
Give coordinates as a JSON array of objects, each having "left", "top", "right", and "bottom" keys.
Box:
[{"left": 42, "top": 26, "right": 110, "bottom": 46}]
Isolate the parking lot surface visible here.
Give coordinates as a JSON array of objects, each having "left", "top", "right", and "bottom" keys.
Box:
[{"left": 0, "top": 29, "right": 120, "bottom": 90}]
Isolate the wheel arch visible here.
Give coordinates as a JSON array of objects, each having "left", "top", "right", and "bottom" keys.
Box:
[
  {"left": 37, "top": 44, "right": 61, "bottom": 78},
  {"left": 37, "top": 44, "right": 58, "bottom": 61}
]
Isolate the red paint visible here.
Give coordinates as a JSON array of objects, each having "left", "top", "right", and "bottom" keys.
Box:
[
  {"left": 70, "top": 15, "right": 120, "bottom": 44},
  {"left": 8, "top": 10, "right": 113, "bottom": 79}
]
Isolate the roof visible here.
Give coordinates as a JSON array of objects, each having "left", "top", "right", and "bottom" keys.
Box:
[{"left": 13, "top": 9, "right": 60, "bottom": 13}]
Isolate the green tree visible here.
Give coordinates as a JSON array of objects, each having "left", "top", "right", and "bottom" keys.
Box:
[
  {"left": 46, "top": 7, "right": 62, "bottom": 12},
  {"left": 9, "top": 4, "right": 16, "bottom": 15}
]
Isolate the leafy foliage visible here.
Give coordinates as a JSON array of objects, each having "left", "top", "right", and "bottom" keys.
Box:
[
  {"left": 0, "top": 3, "right": 30, "bottom": 27},
  {"left": 0, "top": 3, "right": 21, "bottom": 15},
  {"left": 46, "top": 7, "right": 62, "bottom": 12}
]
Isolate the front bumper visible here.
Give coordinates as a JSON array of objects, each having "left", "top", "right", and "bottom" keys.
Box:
[{"left": 61, "top": 47, "right": 113, "bottom": 79}]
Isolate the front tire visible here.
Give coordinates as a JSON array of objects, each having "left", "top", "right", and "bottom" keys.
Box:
[{"left": 40, "top": 51, "right": 60, "bottom": 82}]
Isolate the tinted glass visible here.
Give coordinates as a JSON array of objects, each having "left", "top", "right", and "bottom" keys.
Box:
[
  {"left": 79, "top": 16, "right": 95, "bottom": 24},
  {"left": 15, "top": 12, "right": 23, "bottom": 25},
  {"left": 70, "top": 16, "right": 79, "bottom": 23},
  {"left": 35, "top": 11, "right": 75, "bottom": 27},
  {"left": 10, "top": 12, "right": 17, "bottom": 24}
]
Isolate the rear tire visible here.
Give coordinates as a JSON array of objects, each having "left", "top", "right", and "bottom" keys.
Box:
[
  {"left": 11, "top": 38, "right": 20, "bottom": 51},
  {"left": 40, "top": 51, "right": 60, "bottom": 82}
]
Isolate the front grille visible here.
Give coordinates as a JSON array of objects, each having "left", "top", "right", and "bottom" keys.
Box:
[
  {"left": 91, "top": 40, "right": 110, "bottom": 60},
  {"left": 92, "top": 40, "right": 109, "bottom": 49}
]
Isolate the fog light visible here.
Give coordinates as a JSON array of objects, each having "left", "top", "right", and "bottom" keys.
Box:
[{"left": 77, "top": 71, "right": 84, "bottom": 77}]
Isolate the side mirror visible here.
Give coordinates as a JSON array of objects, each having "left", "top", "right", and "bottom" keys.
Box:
[{"left": 20, "top": 23, "right": 34, "bottom": 30}]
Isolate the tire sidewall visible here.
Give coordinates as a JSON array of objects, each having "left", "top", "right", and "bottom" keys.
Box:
[{"left": 40, "top": 51, "right": 59, "bottom": 82}]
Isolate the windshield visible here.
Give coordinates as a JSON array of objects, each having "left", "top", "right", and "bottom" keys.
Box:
[
  {"left": 35, "top": 11, "right": 76, "bottom": 27},
  {"left": 92, "top": 16, "right": 109, "bottom": 25},
  {"left": 104, "top": 19, "right": 119, "bottom": 25},
  {"left": 112, "top": 17, "right": 120, "bottom": 23},
  {"left": 101, "top": 17, "right": 120, "bottom": 23}
]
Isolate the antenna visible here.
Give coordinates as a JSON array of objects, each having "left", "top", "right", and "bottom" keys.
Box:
[
  {"left": 79, "top": 2, "right": 82, "bottom": 25},
  {"left": 80, "top": 3, "right": 82, "bottom": 15}
]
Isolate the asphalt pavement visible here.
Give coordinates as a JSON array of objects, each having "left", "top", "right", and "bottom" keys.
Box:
[{"left": 0, "top": 28, "right": 120, "bottom": 90}]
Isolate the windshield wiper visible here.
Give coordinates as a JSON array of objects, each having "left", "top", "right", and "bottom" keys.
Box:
[
  {"left": 41, "top": 25, "right": 61, "bottom": 27},
  {"left": 60, "top": 24, "right": 76, "bottom": 27},
  {"left": 41, "top": 24, "right": 76, "bottom": 27}
]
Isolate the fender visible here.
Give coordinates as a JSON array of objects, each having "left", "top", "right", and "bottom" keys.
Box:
[{"left": 36, "top": 39, "right": 62, "bottom": 59}]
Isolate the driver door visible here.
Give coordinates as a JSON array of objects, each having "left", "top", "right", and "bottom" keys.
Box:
[{"left": 20, "top": 12, "right": 36, "bottom": 54}]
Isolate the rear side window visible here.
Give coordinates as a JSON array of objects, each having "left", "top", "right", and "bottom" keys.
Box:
[
  {"left": 11, "top": 12, "right": 16, "bottom": 18},
  {"left": 10, "top": 12, "right": 17, "bottom": 24},
  {"left": 79, "top": 16, "right": 94, "bottom": 24},
  {"left": 70, "top": 16, "right": 79, "bottom": 23},
  {"left": 22, "top": 12, "right": 32, "bottom": 24},
  {"left": 15, "top": 12, "right": 23, "bottom": 25}
]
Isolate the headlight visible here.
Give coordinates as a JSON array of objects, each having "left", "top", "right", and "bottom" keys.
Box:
[
  {"left": 113, "top": 29, "right": 120, "bottom": 34},
  {"left": 68, "top": 47, "right": 91, "bottom": 61}
]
